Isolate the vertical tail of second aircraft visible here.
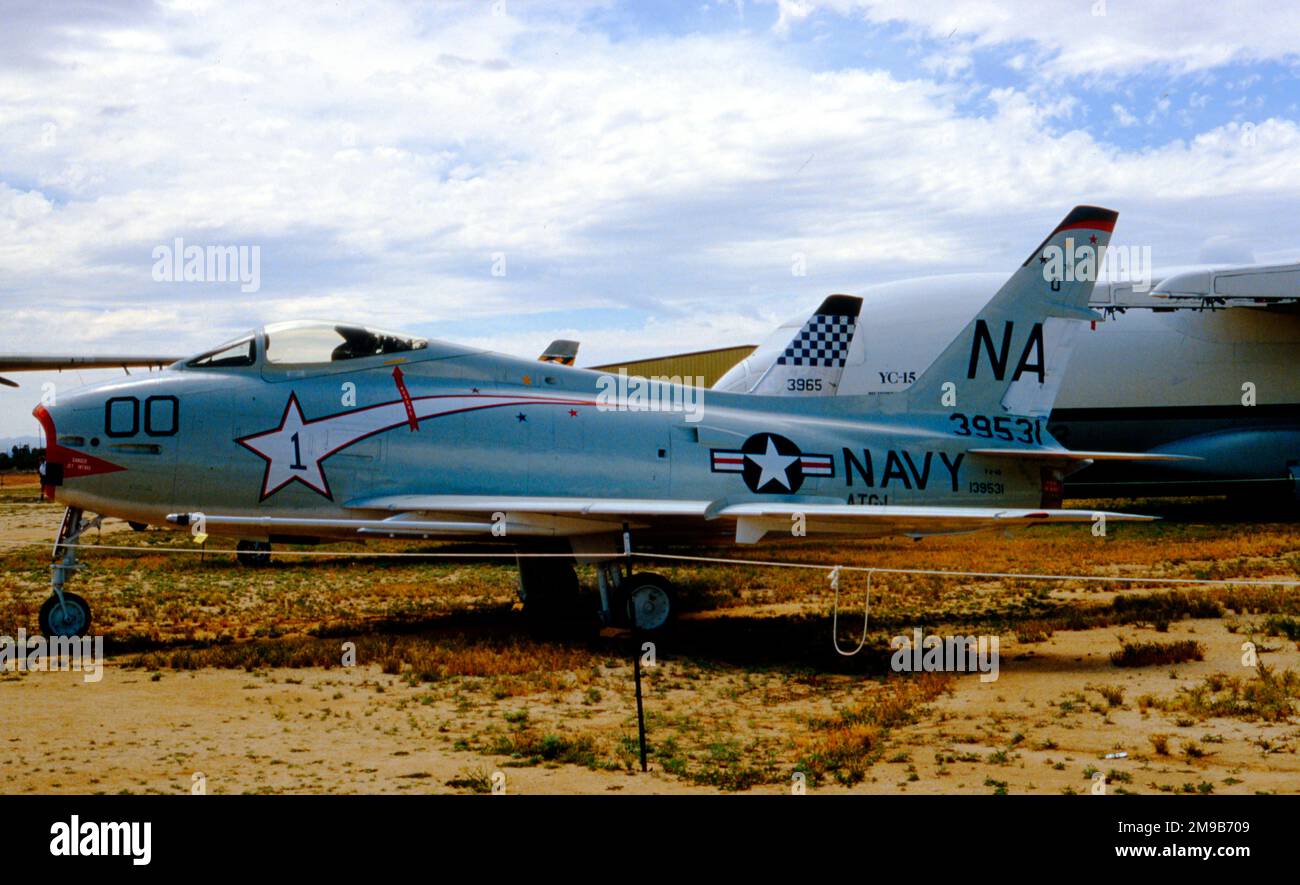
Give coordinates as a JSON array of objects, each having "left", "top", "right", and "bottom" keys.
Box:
[{"left": 747, "top": 294, "right": 862, "bottom": 396}]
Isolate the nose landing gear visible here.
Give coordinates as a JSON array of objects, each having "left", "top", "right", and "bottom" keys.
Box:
[{"left": 41, "top": 506, "right": 99, "bottom": 639}]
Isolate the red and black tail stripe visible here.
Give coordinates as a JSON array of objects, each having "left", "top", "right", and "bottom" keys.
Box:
[{"left": 1020, "top": 205, "right": 1118, "bottom": 267}]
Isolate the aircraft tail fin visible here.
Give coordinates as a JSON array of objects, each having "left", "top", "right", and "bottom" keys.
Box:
[
  {"left": 905, "top": 206, "right": 1116, "bottom": 417},
  {"left": 749, "top": 294, "right": 862, "bottom": 395},
  {"left": 538, "top": 339, "right": 579, "bottom": 366}
]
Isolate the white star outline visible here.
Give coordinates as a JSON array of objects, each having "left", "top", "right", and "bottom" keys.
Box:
[
  {"left": 746, "top": 436, "right": 800, "bottom": 491},
  {"left": 236, "top": 390, "right": 592, "bottom": 502},
  {"left": 236, "top": 393, "right": 345, "bottom": 500}
]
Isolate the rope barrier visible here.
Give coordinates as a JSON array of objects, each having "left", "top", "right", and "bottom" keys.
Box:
[
  {"left": 0, "top": 538, "right": 1295, "bottom": 585},
  {"left": 628, "top": 550, "right": 1300, "bottom": 587},
  {"left": 829, "top": 566, "right": 872, "bottom": 657}
]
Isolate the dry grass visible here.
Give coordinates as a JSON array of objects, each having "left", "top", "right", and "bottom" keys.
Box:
[
  {"left": 1145, "top": 665, "right": 1300, "bottom": 723},
  {"left": 797, "top": 672, "right": 954, "bottom": 786},
  {"left": 1111, "top": 639, "right": 1205, "bottom": 667},
  {"left": 127, "top": 631, "right": 604, "bottom": 696}
]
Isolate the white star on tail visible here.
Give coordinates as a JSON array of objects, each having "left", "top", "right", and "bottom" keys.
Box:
[{"left": 747, "top": 436, "right": 798, "bottom": 490}]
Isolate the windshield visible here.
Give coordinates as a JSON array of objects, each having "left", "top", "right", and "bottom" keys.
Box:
[
  {"left": 264, "top": 322, "right": 428, "bottom": 365},
  {"left": 186, "top": 334, "right": 256, "bottom": 368}
]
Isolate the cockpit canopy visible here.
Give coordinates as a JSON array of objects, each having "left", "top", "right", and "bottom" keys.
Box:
[
  {"left": 263, "top": 321, "right": 427, "bottom": 364},
  {"left": 185, "top": 321, "right": 428, "bottom": 369}
]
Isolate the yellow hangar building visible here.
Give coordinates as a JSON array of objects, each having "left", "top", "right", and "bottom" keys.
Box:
[{"left": 586, "top": 345, "right": 756, "bottom": 388}]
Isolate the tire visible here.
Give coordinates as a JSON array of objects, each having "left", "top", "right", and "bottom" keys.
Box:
[
  {"left": 236, "top": 540, "right": 272, "bottom": 567},
  {"left": 623, "top": 572, "right": 674, "bottom": 632},
  {"left": 128, "top": 521, "right": 148, "bottom": 532},
  {"left": 39, "top": 592, "right": 92, "bottom": 638},
  {"left": 517, "top": 552, "right": 595, "bottom": 636}
]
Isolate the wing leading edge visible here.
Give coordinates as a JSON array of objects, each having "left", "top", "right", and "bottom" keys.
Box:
[{"left": 0, "top": 354, "right": 182, "bottom": 387}]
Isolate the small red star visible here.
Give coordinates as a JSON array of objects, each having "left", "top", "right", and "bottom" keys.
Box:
[
  {"left": 568, "top": 409, "right": 578, "bottom": 417},
  {"left": 1089, "top": 234, "right": 1098, "bottom": 244}
]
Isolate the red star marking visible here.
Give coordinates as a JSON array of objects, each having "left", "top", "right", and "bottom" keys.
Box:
[
  {"left": 568, "top": 409, "right": 578, "bottom": 417},
  {"left": 1089, "top": 234, "right": 1098, "bottom": 244}
]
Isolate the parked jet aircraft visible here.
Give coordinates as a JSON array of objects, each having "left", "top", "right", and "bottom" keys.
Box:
[
  {"left": 715, "top": 262, "right": 1300, "bottom": 502},
  {"left": 27, "top": 207, "right": 1172, "bottom": 639}
]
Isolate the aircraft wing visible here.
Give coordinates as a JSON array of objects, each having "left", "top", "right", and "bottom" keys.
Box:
[
  {"left": 1150, "top": 262, "right": 1300, "bottom": 308},
  {"left": 0, "top": 355, "right": 181, "bottom": 387},
  {"left": 161, "top": 495, "right": 1153, "bottom": 545}
]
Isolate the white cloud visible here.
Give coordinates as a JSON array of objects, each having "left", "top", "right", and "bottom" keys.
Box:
[
  {"left": 1112, "top": 103, "right": 1137, "bottom": 127},
  {"left": 1, "top": 2, "right": 1300, "bottom": 439},
  {"left": 764, "top": 0, "right": 1300, "bottom": 76}
]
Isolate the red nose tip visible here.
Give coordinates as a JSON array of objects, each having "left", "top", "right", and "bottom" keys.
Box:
[{"left": 33, "top": 402, "right": 125, "bottom": 499}]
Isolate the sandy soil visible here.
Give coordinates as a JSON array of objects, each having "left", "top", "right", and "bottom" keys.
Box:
[
  {"left": 1, "top": 617, "right": 1295, "bottom": 795},
  {"left": 886, "top": 619, "right": 1300, "bottom": 795}
]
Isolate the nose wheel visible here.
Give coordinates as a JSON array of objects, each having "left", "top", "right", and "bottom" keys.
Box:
[
  {"left": 39, "top": 592, "right": 92, "bottom": 638},
  {"left": 43, "top": 506, "right": 99, "bottom": 638}
]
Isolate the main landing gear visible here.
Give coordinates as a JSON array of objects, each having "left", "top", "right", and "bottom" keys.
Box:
[
  {"left": 596, "top": 562, "right": 675, "bottom": 633},
  {"left": 515, "top": 541, "right": 677, "bottom": 634},
  {"left": 235, "top": 540, "right": 273, "bottom": 567},
  {"left": 40, "top": 506, "right": 98, "bottom": 638}
]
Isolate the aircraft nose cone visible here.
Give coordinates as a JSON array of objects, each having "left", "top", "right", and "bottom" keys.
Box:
[
  {"left": 32, "top": 400, "right": 124, "bottom": 499},
  {"left": 32, "top": 401, "right": 63, "bottom": 498}
]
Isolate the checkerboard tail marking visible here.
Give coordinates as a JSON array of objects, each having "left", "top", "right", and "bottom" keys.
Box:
[{"left": 776, "top": 294, "right": 861, "bottom": 368}]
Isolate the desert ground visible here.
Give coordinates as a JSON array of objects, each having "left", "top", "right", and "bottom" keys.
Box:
[{"left": 1, "top": 472, "right": 1298, "bottom": 795}]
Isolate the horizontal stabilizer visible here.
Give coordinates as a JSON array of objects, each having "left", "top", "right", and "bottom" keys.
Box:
[{"left": 967, "top": 448, "right": 1201, "bottom": 462}]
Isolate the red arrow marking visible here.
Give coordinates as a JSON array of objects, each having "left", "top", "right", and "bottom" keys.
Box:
[{"left": 392, "top": 365, "right": 419, "bottom": 431}]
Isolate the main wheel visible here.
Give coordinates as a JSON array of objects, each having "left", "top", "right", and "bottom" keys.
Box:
[
  {"left": 623, "top": 572, "right": 674, "bottom": 632},
  {"left": 236, "top": 540, "right": 272, "bottom": 567},
  {"left": 516, "top": 551, "right": 595, "bottom": 636},
  {"left": 128, "top": 521, "right": 148, "bottom": 532},
  {"left": 517, "top": 554, "right": 579, "bottom": 610},
  {"left": 39, "top": 592, "right": 92, "bottom": 638}
]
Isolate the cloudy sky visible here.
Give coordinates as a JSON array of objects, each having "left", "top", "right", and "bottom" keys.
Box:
[{"left": 2, "top": 0, "right": 1300, "bottom": 439}]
